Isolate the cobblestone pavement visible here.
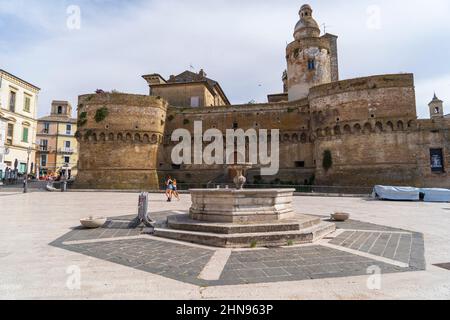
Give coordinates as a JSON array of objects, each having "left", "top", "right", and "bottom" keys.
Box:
[{"left": 50, "top": 212, "right": 426, "bottom": 286}]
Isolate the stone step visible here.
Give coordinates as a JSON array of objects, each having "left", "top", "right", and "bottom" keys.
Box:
[
  {"left": 154, "top": 222, "right": 336, "bottom": 248},
  {"left": 166, "top": 214, "right": 321, "bottom": 235}
]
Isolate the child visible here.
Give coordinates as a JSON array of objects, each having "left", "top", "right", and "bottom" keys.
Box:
[{"left": 172, "top": 179, "right": 180, "bottom": 201}]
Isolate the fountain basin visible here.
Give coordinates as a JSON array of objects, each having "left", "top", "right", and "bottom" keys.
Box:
[{"left": 189, "top": 188, "right": 296, "bottom": 223}]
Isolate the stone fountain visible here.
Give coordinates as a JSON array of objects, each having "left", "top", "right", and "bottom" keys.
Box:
[{"left": 154, "top": 165, "right": 335, "bottom": 248}]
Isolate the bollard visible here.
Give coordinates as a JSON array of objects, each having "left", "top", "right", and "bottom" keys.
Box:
[{"left": 138, "top": 192, "right": 154, "bottom": 229}]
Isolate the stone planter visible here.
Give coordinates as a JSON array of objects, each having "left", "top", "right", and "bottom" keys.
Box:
[
  {"left": 80, "top": 217, "right": 107, "bottom": 229},
  {"left": 331, "top": 212, "right": 350, "bottom": 222}
]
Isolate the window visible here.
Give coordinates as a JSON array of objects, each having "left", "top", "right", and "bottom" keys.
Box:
[
  {"left": 41, "top": 155, "right": 47, "bottom": 167},
  {"left": 232, "top": 122, "right": 239, "bottom": 129},
  {"left": 295, "top": 161, "right": 305, "bottom": 168},
  {"left": 64, "top": 156, "right": 70, "bottom": 165},
  {"left": 40, "top": 140, "right": 48, "bottom": 151},
  {"left": 308, "top": 59, "right": 315, "bottom": 70},
  {"left": 7, "top": 123, "right": 13, "bottom": 137},
  {"left": 9, "top": 91, "right": 16, "bottom": 112},
  {"left": 65, "top": 141, "right": 71, "bottom": 148},
  {"left": 19, "top": 163, "right": 27, "bottom": 174},
  {"left": 43, "top": 123, "right": 50, "bottom": 134},
  {"left": 22, "top": 127, "right": 29, "bottom": 143},
  {"left": 430, "top": 149, "right": 444, "bottom": 173},
  {"left": 66, "top": 124, "right": 72, "bottom": 135},
  {"left": 57, "top": 106, "right": 63, "bottom": 114},
  {"left": 190, "top": 96, "right": 200, "bottom": 108},
  {"left": 435, "top": 107, "right": 440, "bottom": 114},
  {"left": 24, "top": 96, "right": 31, "bottom": 112},
  {"left": 6, "top": 124, "right": 13, "bottom": 145}
]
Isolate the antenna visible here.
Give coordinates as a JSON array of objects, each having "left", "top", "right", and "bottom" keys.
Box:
[{"left": 321, "top": 23, "right": 332, "bottom": 34}]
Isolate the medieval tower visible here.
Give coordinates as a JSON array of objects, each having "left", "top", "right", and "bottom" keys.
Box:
[{"left": 286, "top": 4, "right": 338, "bottom": 101}]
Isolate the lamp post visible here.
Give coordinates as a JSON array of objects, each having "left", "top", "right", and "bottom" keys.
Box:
[{"left": 24, "top": 146, "right": 32, "bottom": 194}]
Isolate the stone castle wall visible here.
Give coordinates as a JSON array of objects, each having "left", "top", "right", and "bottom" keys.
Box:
[
  {"left": 75, "top": 93, "right": 167, "bottom": 189},
  {"left": 75, "top": 74, "right": 450, "bottom": 189}
]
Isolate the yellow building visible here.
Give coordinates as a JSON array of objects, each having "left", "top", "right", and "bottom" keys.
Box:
[
  {"left": 0, "top": 69, "right": 40, "bottom": 177},
  {"left": 36, "top": 101, "right": 78, "bottom": 178}
]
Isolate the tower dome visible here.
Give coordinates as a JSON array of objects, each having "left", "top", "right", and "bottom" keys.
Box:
[{"left": 294, "top": 4, "right": 321, "bottom": 40}]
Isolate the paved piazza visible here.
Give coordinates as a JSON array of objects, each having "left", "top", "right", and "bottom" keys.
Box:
[{"left": 1, "top": 191, "right": 450, "bottom": 299}]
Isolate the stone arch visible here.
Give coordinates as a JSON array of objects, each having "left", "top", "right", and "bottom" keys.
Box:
[
  {"left": 134, "top": 133, "right": 141, "bottom": 142},
  {"left": 333, "top": 125, "right": 341, "bottom": 135},
  {"left": 300, "top": 132, "right": 307, "bottom": 143},
  {"left": 386, "top": 121, "right": 394, "bottom": 132},
  {"left": 92, "top": 132, "right": 98, "bottom": 142},
  {"left": 292, "top": 133, "right": 299, "bottom": 142},
  {"left": 397, "top": 120, "right": 404, "bottom": 131},
  {"left": 363, "top": 123, "right": 372, "bottom": 133},
  {"left": 151, "top": 134, "right": 158, "bottom": 144},
  {"left": 283, "top": 133, "right": 290, "bottom": 142},
  {"left": 343, "top": 124, "right": 352, "bottom": 134},
  {"left": 375, "top": 122, "right": 383, "bottom": 133},
  {"left": 353, "top": 123, "right": 362, "bottom": 133},
  {"left": 407, "top": 120, "right": 416, "bottom": 128},
  {"left": 143, "top": 134, "right": 150, "bottom": 143},
  {"left": 108, "top": 133, "right": 114, "bottom": 141},
  {"left": 99, "top": 132, "right": 106, "bottom": 141},
  {"left": 117, "top": 133, "right": 123, "bottom": 141},
  {"left": 325, "top": 127, "right": 332, "bottom": 136}
]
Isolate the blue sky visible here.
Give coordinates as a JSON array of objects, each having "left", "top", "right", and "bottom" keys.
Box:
[{"left": 1, "top": 0, "right": 449, "bottom": 118}]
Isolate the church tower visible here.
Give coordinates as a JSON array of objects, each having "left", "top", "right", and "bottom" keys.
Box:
[
  {"left": 286, "top": 4, "right": 338, "bottom": 101},
  {"left": 429, "top": 93, "right": 444, "bottom": 119}
]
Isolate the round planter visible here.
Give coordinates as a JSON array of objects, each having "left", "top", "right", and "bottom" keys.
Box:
[
  {"left": 331, "top": 212, "right": 350, "bottom": 222},
  {"left": 80, "top": 217, "right": 107, "bottom": 229}
]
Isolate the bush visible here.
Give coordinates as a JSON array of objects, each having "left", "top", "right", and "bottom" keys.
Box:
[
  {"left": 94, "top": 107, "right": 109, "bottom": 123},
  {"left": 77, "top": 112, "right": 88, "bottom": 127},
  {"left": 322, "top": 150, "right": 333, "bottom": 172}
]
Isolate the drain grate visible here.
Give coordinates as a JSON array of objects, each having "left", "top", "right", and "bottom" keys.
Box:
[{"left": 433, "top": 263, "right": 450, "bottom": 270}]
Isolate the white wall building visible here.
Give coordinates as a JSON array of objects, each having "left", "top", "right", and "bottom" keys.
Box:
[
  {"left": 0, "top": 69, "right": 40, "bottom": 177},
  {"left": 0, "top": 115, "right": 6, "bottom": 180}
]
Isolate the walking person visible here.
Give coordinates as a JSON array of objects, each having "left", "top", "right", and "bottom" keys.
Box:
[
  {"left": 165, "top": 176, "right": 174, "bottom": 202},
  {"left": 172, "top": 179, "right": 180, "bottom": 201}
]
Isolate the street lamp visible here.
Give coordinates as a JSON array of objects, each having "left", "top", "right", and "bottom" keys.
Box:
[{"left": 23, "top": 146, "right": 32, "bottom": 194}]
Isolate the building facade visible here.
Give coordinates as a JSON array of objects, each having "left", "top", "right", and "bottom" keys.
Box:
[
  {"left": 36, "top": 101, "right": 78, "bottom": 178},
  {"left": 0, "top": 69, "right": 40, "bottom": 177},
  {"left": 75, "top": 5, "right": 450, "bottom": 190},
  {"left": 0, "top": 115, "right": 6, "bottom": 180}
]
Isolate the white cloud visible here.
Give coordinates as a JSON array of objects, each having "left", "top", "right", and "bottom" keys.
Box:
[{"left": 0, "top": 0, "right": 449, "bottom": 118}]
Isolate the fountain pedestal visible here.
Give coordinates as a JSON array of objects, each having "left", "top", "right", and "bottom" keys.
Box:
[{"left": 155, "top": 187, "right": 336, "bottom": 248}]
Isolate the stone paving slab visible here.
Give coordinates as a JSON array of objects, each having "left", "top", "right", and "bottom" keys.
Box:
[
  {"left": 49, "top": 213, "right": 426, "bottom": 286},
  {"left": 329, "top": 231, "right": 413, "bottom": 264}
]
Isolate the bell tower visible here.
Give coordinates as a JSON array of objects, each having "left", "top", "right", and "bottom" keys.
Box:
[{"left": 429, "top": 93, "right": 444, "bottom": 119}]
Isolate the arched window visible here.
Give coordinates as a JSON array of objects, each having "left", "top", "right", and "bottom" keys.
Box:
[
  {"left": 353, "top": 124, "right": 362, "bottom": 133},
  {"left": 363, "top": 123, "right": 372, "bottom": 133},
  {"left": 386, "top": 121, "right": 394, "bottom": 132},
  {"left": 308, "top": 59, "right": 316, "bottom": 70},
  {"left": 375, "top": 122, "right": 383, "bottom": 132},
  {"left": 397, "top": 121, "right": 404, "bottom": 131},
  {"left": 343, "top": 125, "right": 351, "bottom": 134}
]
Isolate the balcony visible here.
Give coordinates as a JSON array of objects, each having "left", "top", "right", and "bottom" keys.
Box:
[
  {"left": 39, "top": 146, "right": 51, "bottom": 153},
  {"left": 59, "top": 147, "right": 74, "bottom": 154}
]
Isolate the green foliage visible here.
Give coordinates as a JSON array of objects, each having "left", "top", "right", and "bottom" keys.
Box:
[
  {"left": 94, "top": 107, "right": 109, "bottom": 123},
  {"left": 322, "top": 150, "right": 333, "bottom": 172},
  {"left": 77, "top": 112, "right": 88, "bottom": 127},
  {"left": 250, "top": 240, "right": 258, "bottom": 248},
  {"left": 287, "top": 107, "right": 296, "bottom": 113},
  {"left": 287, "top": 240, "right": 294, "bottom": 246}
]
